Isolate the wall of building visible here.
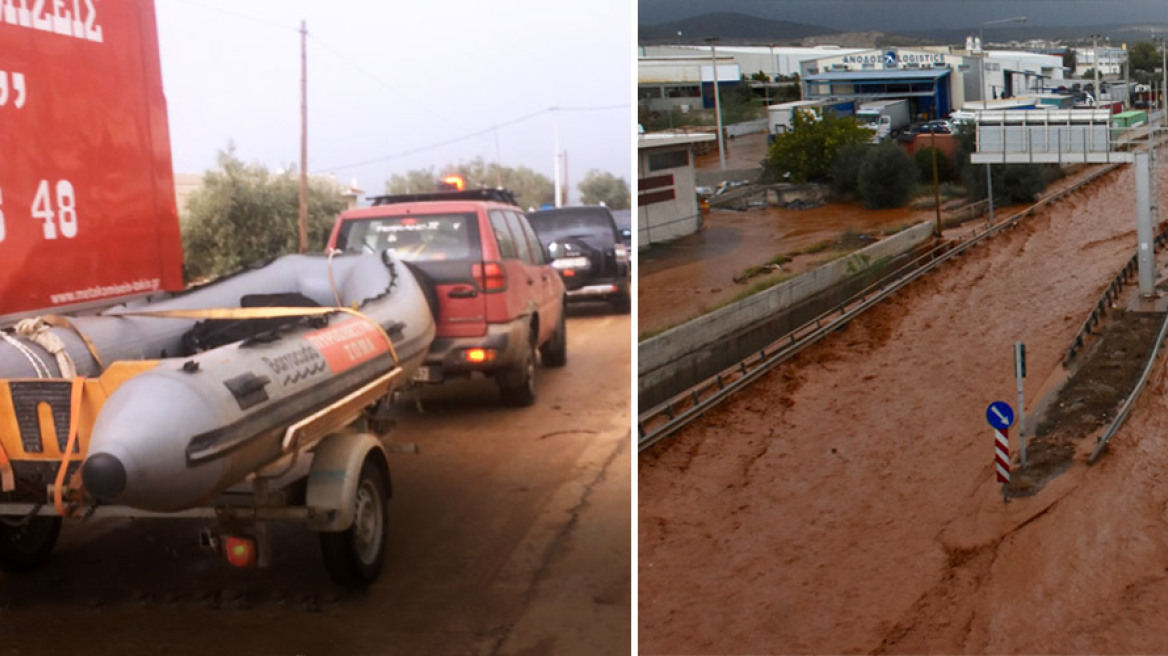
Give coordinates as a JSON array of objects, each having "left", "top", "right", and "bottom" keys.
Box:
[
  {"left": 637, "top": 139, "right": 706, "bottom": 248},
  {"left": 1075, "top": 47, "right": 1126, "bottom": 77},
  {"left": 640, "top": 45, "right": 867, "bottom": 80}
]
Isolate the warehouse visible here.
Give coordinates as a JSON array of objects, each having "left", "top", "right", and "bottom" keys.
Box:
[{"left": 800, "top": 47, "right": 1065, "bottom": 119}]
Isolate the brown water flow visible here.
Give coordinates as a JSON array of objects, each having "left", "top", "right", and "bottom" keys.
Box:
[{"left": 638, "top": 164, "right": 1168, "bottom": 654}]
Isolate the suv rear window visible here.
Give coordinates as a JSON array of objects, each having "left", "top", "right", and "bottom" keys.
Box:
[
  {"left": 526, "top": 209, "right": 616, "bottom": 243},
  {"left": 338, "top": 213, "right": 475, "bottom": 262}
]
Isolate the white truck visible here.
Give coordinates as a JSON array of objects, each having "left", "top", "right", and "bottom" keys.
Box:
[
  {"left": 767, "top": 100, "right": 827, "bottom": 135},
  {"left": 856, "top": 99, "right": 911, "bottom": 141}
]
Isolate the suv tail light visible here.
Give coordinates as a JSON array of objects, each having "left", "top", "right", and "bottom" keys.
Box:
[{"left": 471, "top": 261, "right": 508, "bottom": 292}]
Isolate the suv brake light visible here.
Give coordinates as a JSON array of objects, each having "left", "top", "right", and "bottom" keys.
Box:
[{"left": 471, "top": 261, "right": 508, "bottom": 292}]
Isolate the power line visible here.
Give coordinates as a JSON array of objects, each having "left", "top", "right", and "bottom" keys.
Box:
[
  {"left": 307, "top": 34, "right": 462, "bottom": 128},
  {"left": 172, "top": 0, "right": 300, "bottom": 33},
  {"left": 315, "top": 108, "right": 548, "bottom": 173},
  {"left": 314, "top": 104, "right": 628, "bottom": 173}
]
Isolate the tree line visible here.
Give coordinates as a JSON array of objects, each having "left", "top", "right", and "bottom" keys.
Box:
[{"left": 182, "top": 150, "right": 629, "bottom": 280}]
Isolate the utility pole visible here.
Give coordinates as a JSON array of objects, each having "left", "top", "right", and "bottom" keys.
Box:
[
  {"left": 298, "top": 20, "right": 308, "bottom": 254},
  {"left": 493, "top": 125, "right": 503, "bottom": 188},
  {"left": 1123, "top": 43, "right": 1130, "bottom": 110},
  {"left": 931, "top": 129, "right": 941, "bottom": 237},
  {"left": 562, "top": 151, "right": 570, "bottom": 207},
  {"left": 707, "top": 37, "right": 727, "bottom": 171},
  {"left": 1092, "top": 34, "right": 1102, "bottom": 107},
  {"left": 552, "top": 107, "right": 562, "bottom": 207}
]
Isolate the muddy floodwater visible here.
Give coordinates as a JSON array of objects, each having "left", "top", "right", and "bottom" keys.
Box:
[
  {"left": 638, "top": 203, "right": 935, "bottom": 336},
  {"left": 638, "top": 162, "right": 1168, "bottom": 654}
]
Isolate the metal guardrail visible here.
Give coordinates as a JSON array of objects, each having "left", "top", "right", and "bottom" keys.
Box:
[
  {"left": 1089, "top": 306, "right": 1168, "bottom": 464},
  {"left": 638, "top": 162, "right": 1128, "bottom": 454}
]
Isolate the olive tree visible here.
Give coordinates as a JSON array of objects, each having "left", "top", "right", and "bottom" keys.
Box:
[
  {"left": 181, "top": 149, "right": 347, "bottom": 281},
  {"left": 763, "top": 111, "right": 872, "bottom": 184},
  {"left": 385, "top": 156, "right": 554, "bottom": 210},
  {"left": 578, "top": 170, "right": 630, "bottom": 209}
]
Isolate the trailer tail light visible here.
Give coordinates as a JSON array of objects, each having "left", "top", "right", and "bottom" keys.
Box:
[
  {"left": 472, "top": 261, "right": 508, "bottom": 292},
  {"left": 225, "top": 535, "right": 257, "bottom": 568}
]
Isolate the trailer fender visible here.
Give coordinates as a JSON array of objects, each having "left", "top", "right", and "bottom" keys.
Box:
[{"left": 305, "top": 432, "right": 391, "bottom": 532}]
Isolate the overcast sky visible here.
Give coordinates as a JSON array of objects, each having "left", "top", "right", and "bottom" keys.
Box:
[
  {"left": 156, "top": 0, "right": 632, "bottom": 203},
  {"left": 640, "top": 0, "right": 1168, "bottom": 32}
]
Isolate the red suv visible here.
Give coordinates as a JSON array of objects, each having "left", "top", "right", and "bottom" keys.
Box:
[{"left": 327, "top": 187, "right": 566, "bottom": 406}]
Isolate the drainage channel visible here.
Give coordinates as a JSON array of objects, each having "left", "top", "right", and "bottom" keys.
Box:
[{"left": 638, "top": 163, "right": 1125, "bottom": 454}]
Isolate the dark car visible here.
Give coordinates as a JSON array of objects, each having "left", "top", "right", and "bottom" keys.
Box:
[
  {"left": 611, "top": 209, "right": 632, "bottom": 249},
  {"left": 526, "top": 205, "right": 631, "bottom": 313},
  {"left": 328, "top": 186, "right": 566, "bottom": 406}
]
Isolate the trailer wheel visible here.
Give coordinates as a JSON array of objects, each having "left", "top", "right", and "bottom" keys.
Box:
[
  {"left": 0, "top": 515, "right": 61, "bottom": 573},
  {"left": 320, "top": 460, "right": 389, "bottom": 588}
]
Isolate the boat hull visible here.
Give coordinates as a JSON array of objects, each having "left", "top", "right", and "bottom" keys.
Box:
[{"left": 0, "top": 251, "right": 435, "bottom": 512}]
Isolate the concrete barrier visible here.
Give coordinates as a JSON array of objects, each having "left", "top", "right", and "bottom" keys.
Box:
[
  {"left": 726, "top": 118, "right": 768, "bottom": 137},
  {"left": 639, "top": 222, "right": 935, "bottom": 408}
]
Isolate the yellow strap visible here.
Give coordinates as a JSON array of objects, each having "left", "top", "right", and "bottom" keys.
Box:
[
  {"left": 52, "top": 377, "right": 83, "bottom": 517},
  {"left": 0, "top": 427, "right": 13, "bottom": 492},
  {"left": 114, "top": 306, "right": 399, "bottom": 367},
  {"left": 41, "top": 314, "right": 105, "bottom": 371}
]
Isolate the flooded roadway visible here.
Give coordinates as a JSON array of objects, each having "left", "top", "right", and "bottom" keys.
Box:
[
  {"left": 639, "top": 161, "right": 1168, "bottom": 653},
  {"left": 0, "top": 307, "right": 631, "bottom": 656},
  {"left": 638, "top": 203, "right": 936, "bottom": 335}
]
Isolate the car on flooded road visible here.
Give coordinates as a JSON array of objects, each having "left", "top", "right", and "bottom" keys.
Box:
[
  {"left": 328, "top": 184, "right": 566, "bottom": 406},
  {"left": 526, "top": 205, "right": 631, "bottom": 313}
]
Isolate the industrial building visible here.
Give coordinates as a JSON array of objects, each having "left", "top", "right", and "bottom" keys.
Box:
[
  {"left": 1074, "top": 46, "right": 1127, "bottom": 77},
  {"left": 638, "top": 54, "right": 741, "bottom": 111},
  {"left": 638, "top": 44, "right": 1066, "bottom": 121},
  {"left": 800, "top": 47, "right": 1064, "bottom": 120}
]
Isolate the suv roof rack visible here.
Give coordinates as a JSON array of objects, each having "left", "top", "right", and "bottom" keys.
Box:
[{"left": 368, "top": 188, "right": 518, "bottom": 207}]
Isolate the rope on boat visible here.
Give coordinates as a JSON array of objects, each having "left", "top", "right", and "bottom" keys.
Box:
[
  {"left": 14, "top": 317, "right": 78, "bottom": 379},
  {"left": 0, "top": 331, "right": 51, "bottom": 378}
]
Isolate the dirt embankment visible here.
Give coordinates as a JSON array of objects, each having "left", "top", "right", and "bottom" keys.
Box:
[{"left": 639, "top": 163, "right": 1168, "bottom": 654}]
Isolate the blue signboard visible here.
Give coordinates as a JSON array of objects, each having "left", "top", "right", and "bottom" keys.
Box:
[{"left": 985, "top": 401, "right": 1015, "bottom": 430}]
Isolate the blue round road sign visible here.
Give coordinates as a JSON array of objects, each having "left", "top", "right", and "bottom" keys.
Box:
[{"left": 986, "top": 401, "right": 1015, "bottom": 430}]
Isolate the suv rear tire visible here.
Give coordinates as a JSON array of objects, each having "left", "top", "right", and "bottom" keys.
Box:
[
  {"left": 540, "top": 305, "right": 567, "bottom": 367},
  {"left": 613, "top": 288, "right": 631, "bottom": 314},
  {"left": 499, "top": 340, "right": 537, "bottom": 407}
]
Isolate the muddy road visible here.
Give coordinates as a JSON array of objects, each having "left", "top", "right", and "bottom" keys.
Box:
[
  {"left": 639, "top": 163, "right": 1168, "bottom": 653},
  {"left": 0, "top": 307, "right": 631, "bottom": 656}
]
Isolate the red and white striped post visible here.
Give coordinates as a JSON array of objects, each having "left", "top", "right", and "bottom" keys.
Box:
[
  {"left": 994, "top": 428, "right": 1010, "bottom": 484},
  {"left": 986, "top": 401, "right": 1015, "bottom": 503}
]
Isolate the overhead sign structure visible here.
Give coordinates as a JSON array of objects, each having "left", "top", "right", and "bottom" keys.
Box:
[{"left": 0, "top": 0, "right": 185, "bottom": 320}]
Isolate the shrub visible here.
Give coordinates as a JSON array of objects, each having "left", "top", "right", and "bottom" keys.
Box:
[
  {"left": 962, "top": 162, "right": 1049, "bottom": 204},
  {"left": 830, "top": 142, "right": 872, "bottom": 197},
  {"left": 858, "top": 143, "right": 919, "bottom": 209},
  {"left": 913, "top": 146, "right": 955, "bottom": 184}
]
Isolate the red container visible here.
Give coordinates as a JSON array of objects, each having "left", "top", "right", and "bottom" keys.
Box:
[{"left": 0, "top": 0, "right": 184, "bottom": 320}]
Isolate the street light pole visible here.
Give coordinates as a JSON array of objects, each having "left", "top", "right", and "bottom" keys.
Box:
[{"left": 707, "top": 36, "right": 727, "bottom": 171}]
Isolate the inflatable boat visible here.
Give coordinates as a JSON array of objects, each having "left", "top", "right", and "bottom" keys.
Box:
[{"left": 0, "top": 250, "right": 435, "bottom": 512}]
